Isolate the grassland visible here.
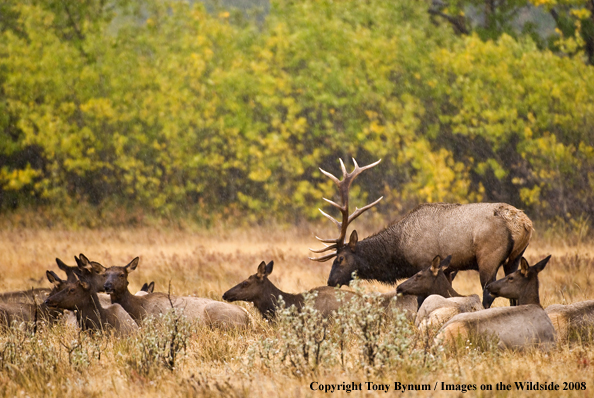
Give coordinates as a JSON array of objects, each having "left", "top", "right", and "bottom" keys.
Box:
[{"left": 0, "top": 224, "right": 593, "bottom": 397}]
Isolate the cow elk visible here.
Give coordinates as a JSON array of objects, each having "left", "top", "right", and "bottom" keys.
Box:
[
  {"left": 310, "top": 158, "right": 533, "bottom": 308},
  {"left": 396, "top": 255, "right": 483, "bottom": 332},
  {"left": 44, "top": 271, "right": 138, "bottom": 335},
  {"left": 223, "top": 260, "right": 360, "bottom": 320},
  {"left": 436, "top": 256, "right": 556, "bottom": 350},
  {"left": 103, "top": 257, "right": 249, "bottom": 328}
]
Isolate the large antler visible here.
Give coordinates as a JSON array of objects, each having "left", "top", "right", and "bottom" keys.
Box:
[{"left": 309, "top": 158, "right": 383, "bottom": 262}]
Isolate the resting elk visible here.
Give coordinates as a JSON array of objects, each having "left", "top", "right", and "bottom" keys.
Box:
[
  {"left": 223, "top": 260, "right": 357, "bottom": 320},
  {"left": 309, "top": 158, "right": 533, "bottom": 308},
  {"left": 0, "top": 257, "right": 81, "bottom": 305},
  {"left": 546, "top": 301, "right": 594, "bottom": 343},
  {"left": 44, "top": 269, "right": 138, "bottom": 335},
  {"left": 222, "top": 260, "right": 416, "bottom": 320},
  {"left": 103, "top": 257, "right": 250, "bottom": 328},
  {"left": 396, "top": 255, "right": 483, "bottom": 332},
  {"left": 436, "top": 256, "right": 556, "bottom": 350}
]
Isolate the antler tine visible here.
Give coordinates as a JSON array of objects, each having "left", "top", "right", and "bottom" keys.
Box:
[
  {"left": 347, "top": 196, "right": 384, "bottom": 224},
  {"left": 339, "top": 158, "right": 347, "bottom": 176},
  {"left": 309, "top": 243, "right": 338, "bottom": 254},
  {"left": 322, "top": 197, "right": 345, "bottom": 211},
  {"left": 319, "top": 167, "right": 341, "bottom": 185},
  {"left": 319, "top": 208, "right": 341, "bottom": 229},
  {"left": 353, "top": 157, "right": 381, "bottom": 173},
  {"left": 315, "top": 235, "right": 340, "bottom": 244},
  {"left": 309, "top": 252, "right": 339, "bottom": 262}
]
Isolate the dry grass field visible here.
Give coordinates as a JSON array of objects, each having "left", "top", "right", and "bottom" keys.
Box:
[{"left": 0, "top": 223, "right": 593, "bottom": 397}]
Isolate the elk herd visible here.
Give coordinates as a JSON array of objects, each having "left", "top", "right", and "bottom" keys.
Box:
[{"left": 2, "top": 158, "right": 594, "bottom": 352}]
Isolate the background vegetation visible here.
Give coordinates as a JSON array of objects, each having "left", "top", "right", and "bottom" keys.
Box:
[{"left": 1, "top": 0, "right": 593, "bottom": 227}]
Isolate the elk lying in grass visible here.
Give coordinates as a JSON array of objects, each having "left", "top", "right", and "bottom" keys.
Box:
[
  {"left": 0, "top": 257, "right": 82, "bottom": 305},
  {"left": 223, "top": 261, "right": 415, "bottom": 321},
  {"left": 436, "top": 256, "right": 555, "bottom": 350},
  {"left": 396, "top": 255, "right": 483, "bottom": 332},
  {"left": 223, "top": 260, "right": 365, "bottom": 320},
  {"left": 546, "top": 300, "right": 594, "bottom": 343},
  {"left": 0, "top": 302, "right": 65, "bottom": 329},
  {"left": 0, "top": 288, "right": 52, "bottom": 305},
  {"left": 0, "top": 269, "right": 76, "bottom": 329},
  {"left": 44, "top": 270, "right": 138, "bottom": 335},
  {"left": 104, "top": 257, "right": 249, "bottom": 328},
  {"left": 310, "top": 158, "right": 533, "bottom": 308},
  {"left": 372, "top": 290, "right": 418, "bottom": 321},
  {"left": 136, "top": 282, "right": 155, "bottom": 296}
]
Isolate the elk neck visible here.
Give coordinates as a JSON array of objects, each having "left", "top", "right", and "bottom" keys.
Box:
[
  {"left": 109, "top": 287, "right": 146, "bottom": 322},
  {"left": 253, "top": 279, "right": 304, "bottom": 319},
  {"left": 433, "top": 273, "right": 462, "bottom": 298},
  {"left": 74, "top": 292, "right": 105, "bottom": 330},
  {"left": 355, "top": 230, "right": 417, "bottom": 283},
  {"left": 518, "top": 278, "right": 541, "bottom": 307}
]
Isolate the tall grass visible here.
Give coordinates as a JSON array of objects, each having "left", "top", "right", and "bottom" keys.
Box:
[{"left": 0, "top": 226, "right": 593, "bottom": 397}]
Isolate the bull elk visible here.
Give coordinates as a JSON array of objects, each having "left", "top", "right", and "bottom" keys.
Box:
[
  {"left": 436, "top": 256, "right": 556, "bottom": 350},
  {"left": 309, "top": 158, "right": 533, "bottom": 308}
]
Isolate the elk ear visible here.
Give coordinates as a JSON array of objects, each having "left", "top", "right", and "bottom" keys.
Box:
[
  {"left": 79, "top": 253, "right": 91, "bottom": 265},
  {"left": 74, "top": 273, "right": 90, "bottom": 290},
  {"left": 89, "top": 261, "right": 106, "bottom": 274},
  {"left": 147, "top": 281, "right": 155, "bottom": 293},
  {"left": 348, "top": 230, "right": 358, "bottom": 251},
  {"left": 533, "top": 255, "right": 551, "bottom": 274},
  {"left": 125, "top": 257, "right": 139, "bottom": 273},
  {"left": 56, "top": 258, "right": 69, "bottom": 272},
  {"left": 265, "top": 261, "right": 274, "bottom": 276},
  {"left": 430, "top": 255, "right": 442, "bottom": 276},
  {"left": 46, "top": 270, "right": 62, "bottom": 286},
  {"left": 256, "top": 261, "right": 267, "bottom": 278},
  {"left": 520, "top": 257, "right": 529, "bottom": 276},
  {"left": 441, "top": 255, "right": 452, "bottom": 268}
]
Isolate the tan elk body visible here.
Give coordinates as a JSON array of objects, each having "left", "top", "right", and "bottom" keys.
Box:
[
  {"left": 310, "top": 158, "right": 533, "bottom": 308},
  {"left": 546, "top": 300, "right": 594, "bottom": 343},
  {"left": 436, "top": 256, "right": 556, "bottom": 350},
  {"left": 104, "top": 257, "right": 249, "bottom": 328},
  {"left": 396, "top": 255, "right": 483, "bottom": 332}
]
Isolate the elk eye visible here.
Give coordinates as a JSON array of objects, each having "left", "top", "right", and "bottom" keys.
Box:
[
  {"left": 508, "top": 277, "right": 514, "bottom": 282},
  {"left": 338, "top": 256, "right": 344, "bottom": 263},
  {"left": 69, "top": 288, "right": 75, "bottom": 293},
  {"left": 241, "top": 281, "right": 248, "bottom": 288}
]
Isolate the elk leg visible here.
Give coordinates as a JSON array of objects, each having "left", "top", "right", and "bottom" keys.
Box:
[
  {"left": 480, "top": 271, "right": 497, "bottom": 309},
  {"left": 477, "top": 244, "right": 510, "bottom": 308},
  {"left": 503, "top": 250, "right": 525, "bottom": 307}
]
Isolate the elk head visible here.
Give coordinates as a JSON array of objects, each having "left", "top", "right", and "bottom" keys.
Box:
[
  {"left": 396, "top": 255, "right": 453, "bottom": 296},
  {"left": 223, "top": 261, "right": 274, "bottom": 303},
  {"left": 44, "top": 273, "right": 92, "bottom": 310},
  {"left": 75, "top": 253, "right": 107, "bottom": 293},
  {"left": 104, "top": 257, "right": 140, "bottom": 296},
  {"left": 309, "top": 158, "right": 382, "bottom": 287},
  {"left": 486, "top": 255, "right": 551, "bottom": 306}
]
